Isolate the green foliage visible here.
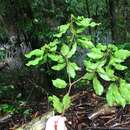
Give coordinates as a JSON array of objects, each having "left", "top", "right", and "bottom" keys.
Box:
[
  {"left": 26, "top": 15, "right": 130, "bottom": 113},
  {"left": 26, "top": 15, "right": 98, "bottom": 113},
  {"left": 83, "top": 43, "right": 130, "bottom": 106},
  {"left": 93, "top": 76, "right": 104, "bottom": 96},
  {"left": 0, "top": 102, "right": 32, "bottom": 116},
  {"left": 48, "top": 95, "right": 71, "bottom": 113},
  {"left": 62, "top": 94, "right": 71, "bottom": 110},
  {"left": 0, "top": 104, "right": 15, "bottom": 113},
  {"left": 52, "top": 78, "right": 67, "bottom": 89}
]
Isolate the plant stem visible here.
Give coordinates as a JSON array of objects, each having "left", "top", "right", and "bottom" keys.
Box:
[
  {"left": 71, "top": 75, "right": 85, "bottom": 86},
  {"left": 68, "top": 74, "right": 85, "bottom": 95}
]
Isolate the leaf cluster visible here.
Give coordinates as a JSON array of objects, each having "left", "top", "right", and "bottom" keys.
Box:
[{"left": 25, "top": 15, "right": 130, "bottom": 112}]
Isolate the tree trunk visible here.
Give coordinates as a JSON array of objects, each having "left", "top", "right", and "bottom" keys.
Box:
[{"left": 108, "top": 0, "right": 117, "bottom": 42}]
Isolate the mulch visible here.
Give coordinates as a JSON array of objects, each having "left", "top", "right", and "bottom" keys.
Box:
[{"left": 0, "top": 90, "right": 130, "bottom": 130}]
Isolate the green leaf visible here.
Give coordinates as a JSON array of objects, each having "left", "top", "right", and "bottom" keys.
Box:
[
  {"left": 93, "top": 76, "right": 104, "bottom": 96},
  {"left": 67, "top": 43, "right": 77, "bottom": 58},
  {"left": 49, "top": 46, "right": 57, "bottom": 52},
  {"left": 84, "top": 60, "right": 98, "bottom": 71},
  {"left": 67, "top": 62, "right": 80, "bottom": 78},
  {"left": 58, "top": 56, "right": 65, "bottom": 63},
  {"left": 82, "top": 73, "right": 95, "bottom": 80},
  {"left": 51, "top": 63, "right": 66, "bottom": 71},
  {"left": 76, "top": 16, "right": 92, "bottom": 27},
  {"left": 49, "top": 95, "right": 63, "bottom": 113},
  {"left": 26, "top": 56, "right": 43, "bottom": 66},
  {"left": 87, "top": 48, "right": 104, "bottom": 59},
  {"left": 114, "top": 88, "right": 126, "bottom": 108},
  {"left": 67, "top": 63, "right": 76, "bottom": 78},
  {"left": 108, "top": 44, "right": 118, "bottom": 52},
  {"left": 54, "top": 23, "right": 70, "bottom": 38},
  {"left": 77, "top": 36, "right": 94, "bottom": 49},
  {"left": 49, "top": 40, "right": 59, "bottom": 47},
  {"left": 113, "top": 63, "right": 127, "bottom": 70},
  {"left": 25, "top": 49, "right": 43, "bottom": 58},
  {"left": 119, "top": 79, "right": 130, "bottom": 103},
  {"left": 54, "top": 32, "right": 63, "bottom": 38},
  {"left": 97, "top": 67, "right": 111, "bottom": 81},
  {"left": 70, "top": 62, "right": 80, "bottom": 70},
  {"left": 110, "top": 56, "right": 125, "bottom": 64},
  {"left": 106, "top": 84, "right": 116, "bottom": 106},
  {"left": 126, "top": 83, "right": 130, "bottom": 91},
  {"left": 109, "top": 83, "right": 126, "bottom": 107},
  {"left": 96, "top": 43, "right": 107, "bottom": 51},
  {"left": 61, "top": 44, "right": 70, "bottom": 56},
  {"left": 114, "top": 49, "right": 130, "bottom": 60},
  {"left": 48, "top": 96, "right": 53, "bottom": 102},
  {"left": 48, "top": 54, "right": 60, "bottom": 61},
  {"left": 59, "top": 23, "right": 70, "bottom": 33},
  {"left": 52, "top": 78, "right": 67, "bottom": 89},
  {"left": 105, "top": 66, "right": 116, "bottom": 81},
  {"left": 63, "top": 94, "right": 71, "bottom": 110}
]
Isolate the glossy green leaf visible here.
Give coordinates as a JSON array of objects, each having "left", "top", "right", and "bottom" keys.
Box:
[
  {"left": 77, "top": 36, "right": 94, "bottom": 49},
  {"left": 70, "top": 62, "right": 80, "bottom": 70},
  {"left": 114, "top": 49, "right": 130, "bottom": 60},
  {"left": 25, "top": 49, "right": 43, "bottom": 58},
  {"left": 84, "top": 60, "right": 99, "bottom": 71},
  {"left": 63, "top": 94, "right": 71, "bottom": 110},
  {"left": 49, "top": 95, "right": 63, "bottom": 113},
  {"left": 106, "top": 84, "right": 116, "bottom": 106},
  {"left": 67, "top": 62, "right": 76, "bottom": 78},
  {"left": 59, "top": 24, "right": 70, "bottom": 33},
  {"left": 49, "top": 40, "right": 59, "bottom": 47},
  {"left": 54, "top": 32, "right": 63, "bottom": 38},
  {"left": 54, "top": 23, "right": 70, "bottom": 38},
  {"left": 26, "top": 56, "right": 43, "bottom": 66},
  {"left": 111, "top": 84, "right": 126, "bottom": 107},
  {"left": 61, "top": 44, "right": 70, "bottom": 56},
  {"left": 93, "top": 76, "right": 104, "bottom": 96},
  {"left": 105, "top": 66, "right": 116, "bottom": 81},
  {"left": 49, "top": 46, "right": 57, "bottom": 52},
  {"left": 119, "top": 79, "right": 130, "bottom": 103},
  {"left": 108, "top": 44, "right": 118, "bottom": 52},
  {"left": 97, "top": 67, "right": 111, "bottom": 81},
  {"left": 96, "top": 43, "right": 107, "bottom": 51},
  {"left": 87, "top": 48, "right": 104, "bottom": 59},
  {"left": 48, "top": 54, "right": 60, "bottom": 61},
  {"left": 52, "top": 78, "right": 67, "bottom": 88},
  {"left": 76, "top": 16, "right": 92, "bottom": 27},
  {"left": 51, "top": 63, "right": 66, "bottom": 71},
  {"left": 114, "top": 92, "right": 126, "bottom": 108},
  {"left": 58, "top": 56, "right": 65, "bottom": 63},
  {"left": 67, "top": 43, "right": 77, "bottom": 58},
  {"left": 82, "top": 73, "right": 95, "bottom": 80},
  {"left": 113, "top": 63, "right": 127, "bottom": 70}
]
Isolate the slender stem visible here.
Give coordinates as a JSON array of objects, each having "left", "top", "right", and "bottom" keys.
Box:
[
  {"left": 66, "top": 58, "right": 72, "bottom": 95},
  {"left": 62, "top": 74, "right": 85, "bottom": 116},
  {"left": 71, "top": 75, "right": 85, "bottom": 86}
]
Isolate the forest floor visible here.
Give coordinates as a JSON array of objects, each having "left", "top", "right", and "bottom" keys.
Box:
[{"left": 1, "top": 90, "right": 130, "bottom": 130}]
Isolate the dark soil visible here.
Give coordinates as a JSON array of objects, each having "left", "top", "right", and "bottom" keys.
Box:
[{"left": 1, "top": 90, "right": 130, "bottom": 130}]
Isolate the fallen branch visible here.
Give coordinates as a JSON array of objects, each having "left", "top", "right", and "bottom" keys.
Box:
[{"left": 88, "top": 104, "right": 116, "bottom": 120}]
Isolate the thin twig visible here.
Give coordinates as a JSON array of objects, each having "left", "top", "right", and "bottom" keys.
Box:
[{"left": 71, "top": 75, "right": 85, "bottom": 86}]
